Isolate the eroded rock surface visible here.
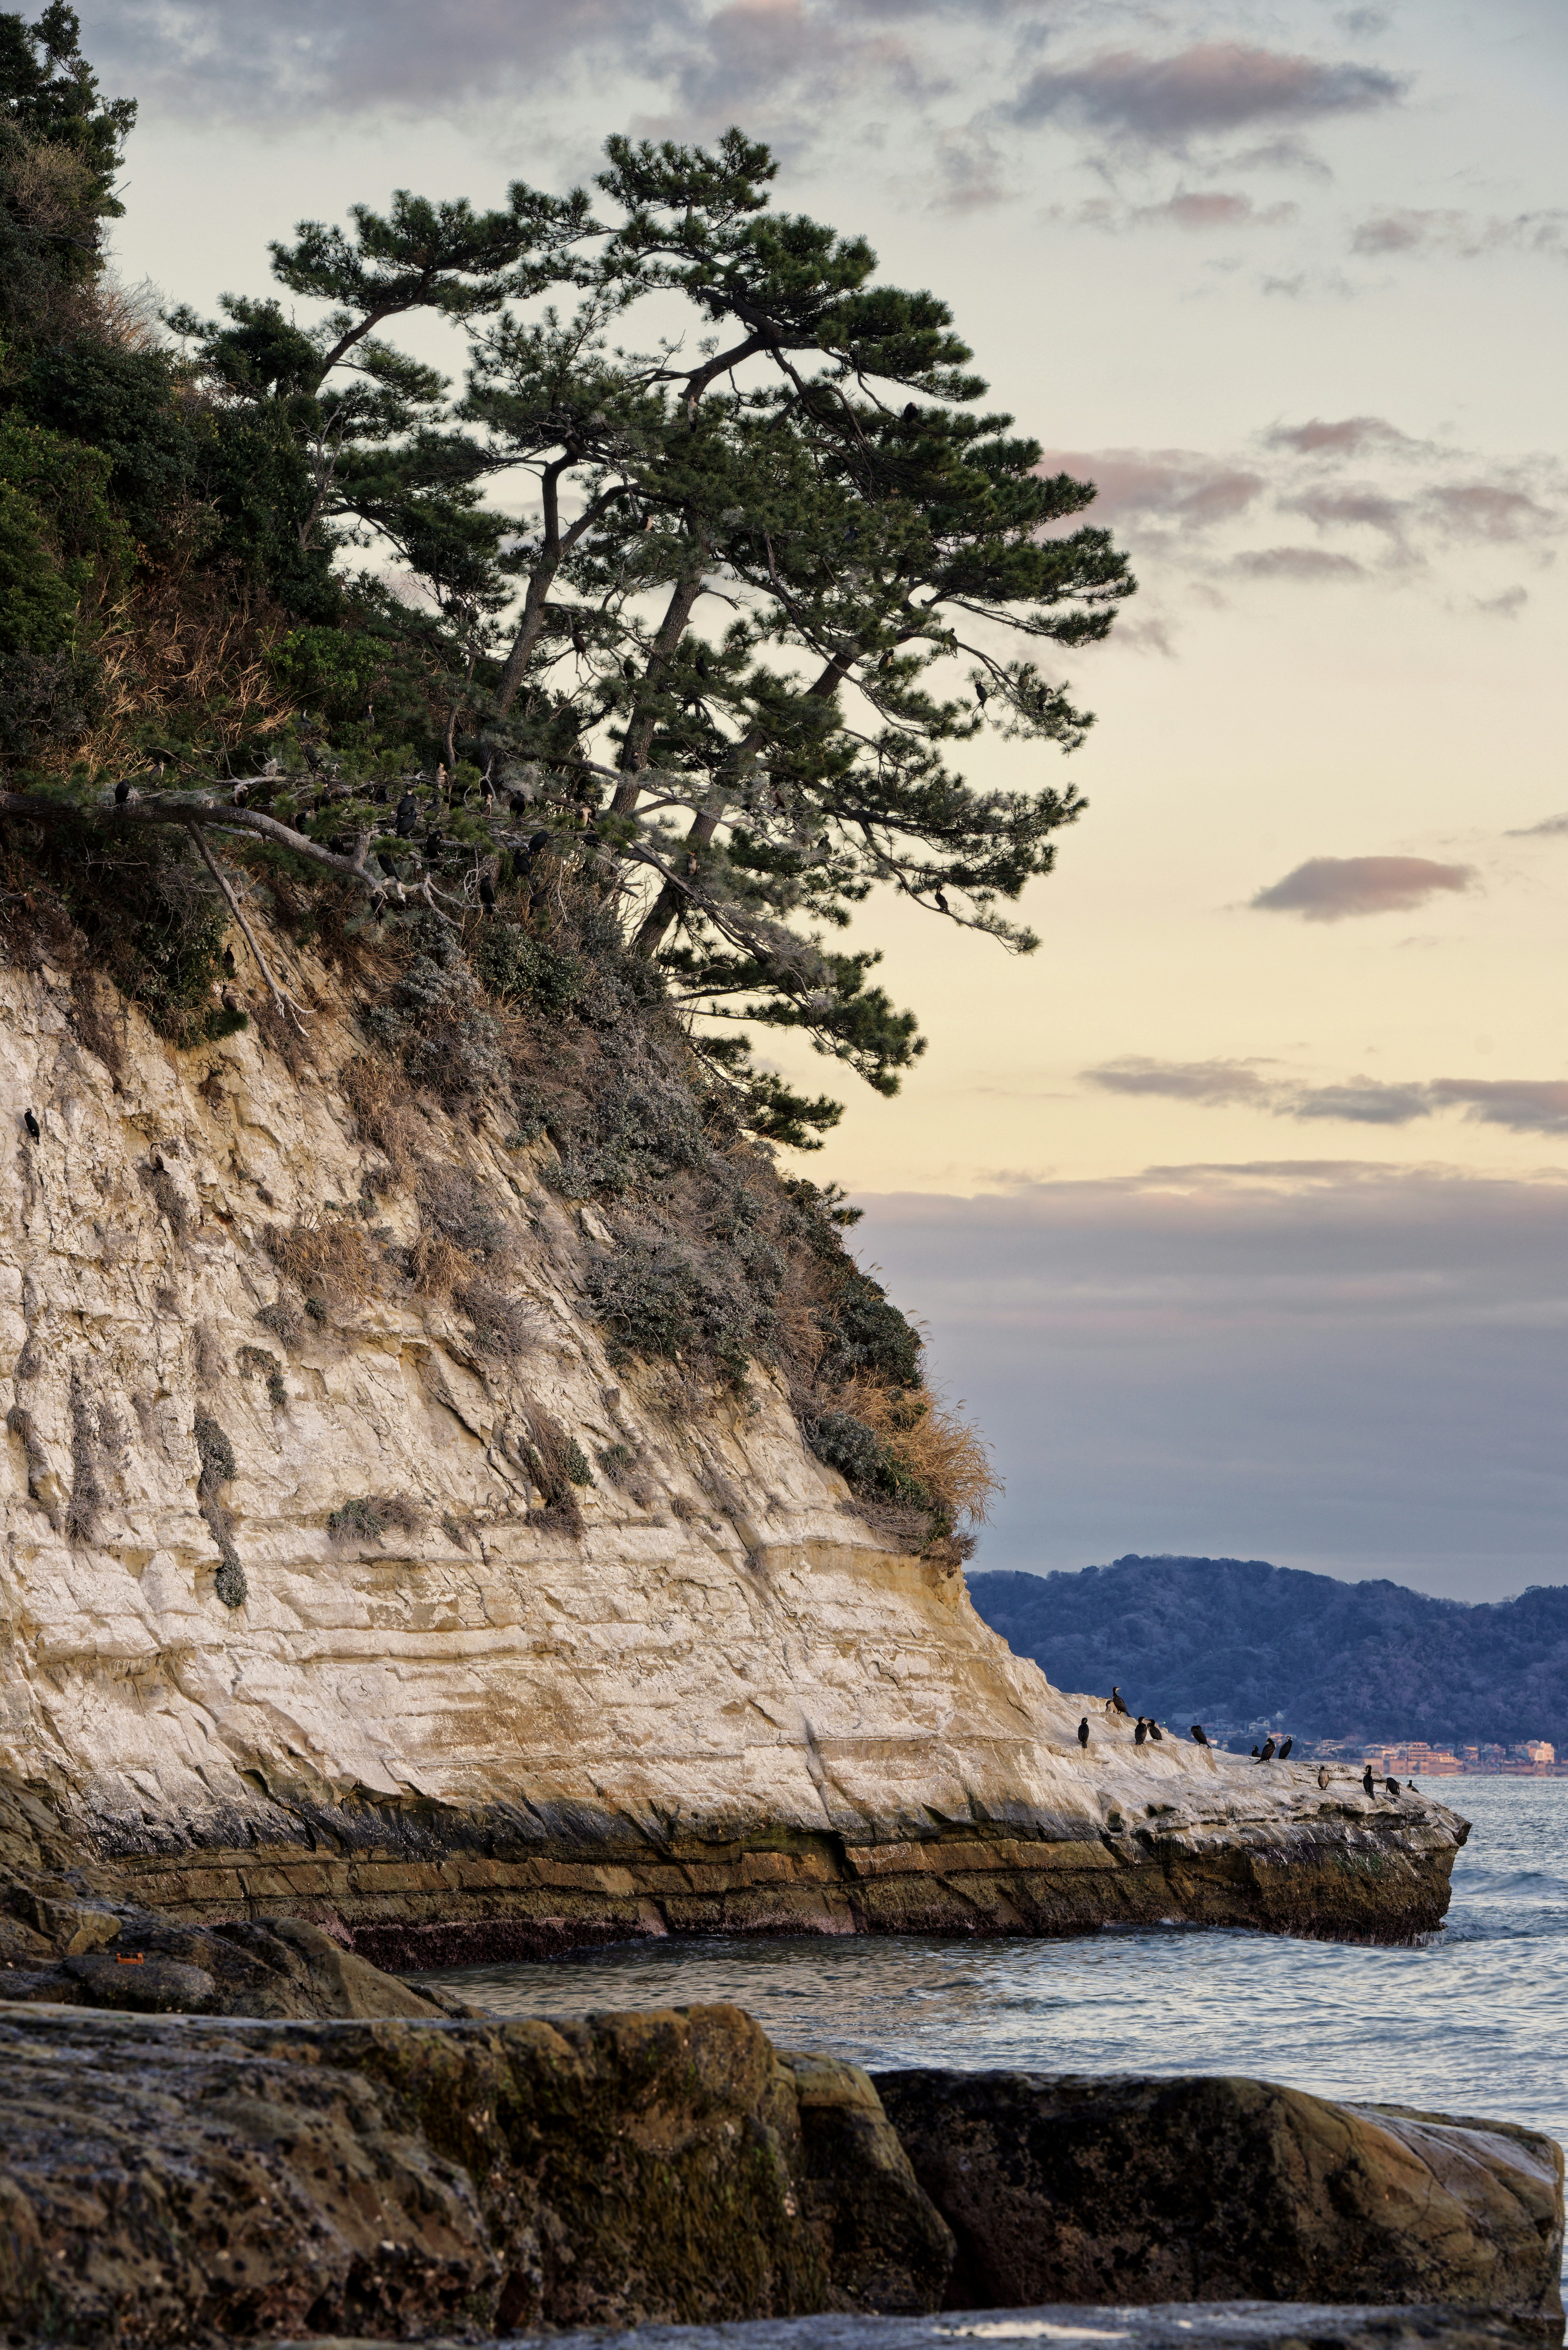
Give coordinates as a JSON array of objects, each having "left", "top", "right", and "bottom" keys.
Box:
[
  {"left": 874, "top": 2072, "right": 1565, "bottom": 2330},
  {"left": 2, "top": 950, "right": 1466, "bottom": 1947}
]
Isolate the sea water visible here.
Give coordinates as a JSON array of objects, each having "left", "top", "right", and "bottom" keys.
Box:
[{"left": 421, "top": 1776, "right": 1567, "bottom": 2156}]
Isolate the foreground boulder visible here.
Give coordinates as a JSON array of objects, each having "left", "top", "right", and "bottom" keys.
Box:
[
  {"left": 0, "top": 2003, "right": 952, "bottom": 2344},
  {"left": 875, "top": 2072, "right": 1564, "bottom": 2330}
]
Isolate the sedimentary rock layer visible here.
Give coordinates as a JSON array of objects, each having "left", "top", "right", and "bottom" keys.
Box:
[{"left": 1, "top": 953, "right": 1465, "bottom": 1947}]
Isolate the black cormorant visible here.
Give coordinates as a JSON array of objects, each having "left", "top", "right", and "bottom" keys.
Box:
[
  {"left": 1108, "top": 1686, "right": 1130, "bottom": 1715},
  {"left": 376, "top": 853, "right": 398, "bottom": 880},
  {"left": 1278, "top": 1736, "right": 1292, "bottom": 1759},
  {"left": 372, "top": 783, "right": 388, "bottom": 805},
  {"left": 901, "top": 402, "right": 919, "bottom": 423},
  {"left": 509, "top": 790, "right": 530, "bottom": 815},
  {"left": 1134, "top": 1717, "right": 1148, "bottom": 1746},
  {"left": 479, "top": 872, "right": 496, "bottom": 909},
  {"left": 23, "top": 1109, "right": 39, "bottom": 1141},
  {"left": 1257, "top": 1738, "right": 1276, "bottom": 1762},
  {"left": 395, "top": 794, "right": 418, "bottom": 838},
  {"left": 1077, "top": 1717, "right": 1089, "bottom": 1749},
  {"left": 1148, "top": 1720, "right": 1163, "bottom": 1741},
  {"left": 1385, "top": 1776, "right": 1401, "bottom": 1797},
  {"left": 1190, "top": 1724, "right": 1209, "bottom": 1746},
  {"left": 114, "top": 777, "right": 132, "bottom": 805},
  {"left": 934, "top": 889, "right": 950, "bottom": 913},
  {"left": 1362, "top": 1763, "right": 1376, "bottom": 1795}
]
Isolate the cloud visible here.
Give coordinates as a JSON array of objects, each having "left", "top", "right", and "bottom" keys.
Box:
[
  {"left": 1231, "top": 546, "right": 1364, "bottom": 580},
  {"left": 1507, "top": 812, "right": 1568, "bottom": 838},
  {"left": 1084, "top": 1057, "right": 1275, "bottom": 1107},
  {"left": 1250, "top": 855, "right": 1476, "bottom": 921},
  {"left": 1035, "top": 449, "right": 1264, "bottom": 531},
  {"left": 1475, "top": 585, "right": 1528, "bottom": 619},
  {"left": 1287, "top": 1082, "right": 1433, "bottom": 1125},
  {"left": 1007, "top": 42, "right": 1406, "bottom": 153},
  {"left": 1075, "top": 1060, "right": 1568, "bottom": 1138},
  {"left": 1284, "top": 486, "right": 1408, "bottom": 537},
  {"left": 1265, "top": 415, "right": 1422, "bottom": 458},
  {"left": 1352, "top": 209, "right": 1568, "bottom": 262},
  {"left": 1427, "top": 1080, "right": 1568, "bottom": 1136},
  {"left": 1072, "top": 191, "right": 1297, "bottom": 233},
  {"left": 855, "top": 1167, "right": 1568, "bottom": 1596},
  {"left": 1427, "top": 483, "right": 1556, "bottom": 543}
]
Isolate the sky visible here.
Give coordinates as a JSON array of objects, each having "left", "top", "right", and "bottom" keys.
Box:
[{"left": 81, "top": 0, "right": 1568, "bottom": 1600}]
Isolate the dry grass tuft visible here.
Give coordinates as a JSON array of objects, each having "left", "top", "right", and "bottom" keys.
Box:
[
  {"left": 455, "top": 1274, "right": 535, "bottom": 1363},
  {"left": 264, "top": 1213, "right": 381, "bottom": 1309},
  {"left": 410, "top": 1231, "right": 467, "bottom": 1300},
  {"left": 834, "top": 1375, "right": 1000, "bottom": 1529},
  {"left": 339, "top": 1052, "right": 420, "bottom": 1186}
]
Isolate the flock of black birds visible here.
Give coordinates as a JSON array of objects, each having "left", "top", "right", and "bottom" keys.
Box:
[{"left": 1069, "top": 1684, "right": 1415, "bottom": 1799}]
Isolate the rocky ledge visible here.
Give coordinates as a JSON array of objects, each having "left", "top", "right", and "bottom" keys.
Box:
[{"left": 0, "top": 2004, "right": 1558, "bottom": 2346}]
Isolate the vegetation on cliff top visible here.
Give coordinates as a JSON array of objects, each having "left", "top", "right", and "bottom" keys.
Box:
[{"left": 0, "top": 5, "right": 1132, "bottom": 1551}]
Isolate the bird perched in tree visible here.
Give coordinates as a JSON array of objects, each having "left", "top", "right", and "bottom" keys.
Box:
[
  {"left": 376, "top": 853, "right": 399, "bottom": 881},
  {"left": 372, "top": 783, "right": 388, "bottom": 805},
  {"left": 1257, "top": 1738, "right": 1277, "bottom": 1762},
  {"left": 1148, "top": 1720, "right": 1163, "bottom": 1742},
  {"left": 1385, "top": 1776, "right": 1401, "bottom": 1798},
  {"left": 1135, "top": 1717, "right": 1148, "bottom": 1746},
  {"left": 1108, "top": 1687, "right": 1130, "bottom": 1715},
  {"left": 508, "top": 790, "right": 530, "bottom": 816},
  {"left": 114, "top": 777, "right": 133, "bottom": 805},
  {"left": 526, "top": 830, "right": 551, "bottom": 860},
  {"left": 479, "top": 872, "right": 496, "bottom": 909},
  {"left": 1190, "top": 1724, "right": 1210, "bottom": 1746},
  {"left": 1077, "top": 1717, "right": 1090, "bottom": 1749},
  {"left": 23, "top": 1109, "right": 40, "bottom": 1141},
  {"left": 974, "top": 680, "right": 989, "bottom": 707},
  {"left": 1362, "top": 1763, "right": 1376, "bottom": 1796},
  {"left": 934, "top": 890, "right": 950, "bottom": 913},
  {"left": 395, "top": 794, "right": 418, "bottom": 839},
  {"left": 901, "top": 402, "right": 919, "bottom": 424},
  {"left": 1278, "top": 1737, "right": 1292, "bottom": 1760},
  {"left": 425, "top": 830, "right": 444, "bottom": 862}
]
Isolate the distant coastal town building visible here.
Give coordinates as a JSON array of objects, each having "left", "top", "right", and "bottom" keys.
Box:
[{"left": 1299, "top": 1738, "right": 1559, "bottom": 1776}]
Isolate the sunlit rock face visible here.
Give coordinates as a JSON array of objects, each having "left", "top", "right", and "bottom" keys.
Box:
[{"left": 1, "top": 949, "right": 1466, "bottom": 1955}]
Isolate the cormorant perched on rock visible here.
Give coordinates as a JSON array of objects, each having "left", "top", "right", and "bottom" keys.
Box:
[
  {"left": 1077, "top": 1717, "right": 1089, "bottom": 1749},
  {"left": 479, "top": 872, "right": 496, "bottom": 909},
  {"left": 1190, "top": 1724, "right": 1210, "bottom": 1746},
  {"left": 1408, "top": 1779, "right": 1419, "bottom": 1791},
  {"left": 114, "top": 777, "right": 132, "bottom": 804},
  {"left": 1362, "top": 1763, "right": 1376, "bottom": 1796},
  {"left": 1148, "top": 1720, "right": 1163, "bottom": 1741},
  {"left": 1257, "top": 1738, "right": 1277, "bottom": 1762},
  {"left": 1385, "top": 1776, "right": 1401, "bottom": 1797},
  {"left": 395, "top": 793, "right": 418, "bottom": 838},
  {"left": 1251, "top": 1746, "right": 1260, "bottom": 1758},
  {"left": 23, "top": 1109, "right": 39, "bottom": 1141},
  {"left": 1278, "top": 1736, "right": 1292, "bottom": 1760},
  {"left": 1108, "top": 1686, "right": 1130, "bottom": 1715},
  {"left": 1134, "top": 1717, "right": 1148, "bottom": 1746}
]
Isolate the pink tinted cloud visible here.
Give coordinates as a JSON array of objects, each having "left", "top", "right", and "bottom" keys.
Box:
[
  {"left": 1250, "top": 856, "right": 1476, "bottom": 921},
  {"left": 1266, "top": 416, "right": 1420, "bottom": 458},
  {"left": 1428, "top": 1080, "right": 1568, "bottom": 1135},
  {"left": 1034, "top": 449, "right": 1263, "bottom": 531},
  {"left": 1009, "top": 42, "right": 1405, "bottom": 151},
  {"left": 1231, "top": 546, "right": 1363, "bottom": 581}
]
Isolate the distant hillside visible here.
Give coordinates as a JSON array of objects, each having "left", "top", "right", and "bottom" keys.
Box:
[{"left": 967, "top": 1556, "right": 1568, "bottom": 1750}]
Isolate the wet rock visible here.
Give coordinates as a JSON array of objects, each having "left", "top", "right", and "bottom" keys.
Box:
[
  {"left": 873, "top": 2072, "right": 1565, "bottom": 2330},
  {"left": 0, "top": 2002, "right": 830, "bottom": 2344},
  {"left": 62, "top": 1951, "right": 218, "bottom": 2011},
  {"left": 779, "top": 2050, "right": 955, "bottom": 2311}
]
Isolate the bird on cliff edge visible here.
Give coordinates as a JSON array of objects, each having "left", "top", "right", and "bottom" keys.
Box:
[
  {"left": 1107, "top": 1686, "right": 1130, "bottom": 1716},
  {"left": 1077, "top": 1717, "right": 1090, "bottom": 1750},
  {"left": 1362, "top": 1764, "right": 1376, "bottom": 1797},
  {"left": 1256, "top": 1738, "right": 1277, "bottom": 1763},
  {"left": 1385, "top": 1776, "right": 1401, "bottom": 1798},
  {"left": 23, "top": 1109, "right": 39, "bottom": 1141},
  {"left": 1135, "top": 1718, "right": 1148, "bottom": 1746},
  {"left": 1278, "top": 1737, "right": 1292, "bottom": 1760},
  {"left": 1190, "top": 1724, "right": 1210, "bottom": 1746},
  {"left": 1148, "top": 1720, "right": 1163, "bottom": 1742}
]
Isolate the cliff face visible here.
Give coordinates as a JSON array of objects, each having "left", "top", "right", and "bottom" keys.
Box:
[{"left": 1, "top": 945, "right": 1465, "bottom": 1956}]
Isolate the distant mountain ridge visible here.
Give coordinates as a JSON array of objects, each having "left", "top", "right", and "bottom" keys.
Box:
[{"left": 966, "top": 1555, "right": 1568, "bottom": 1750}]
